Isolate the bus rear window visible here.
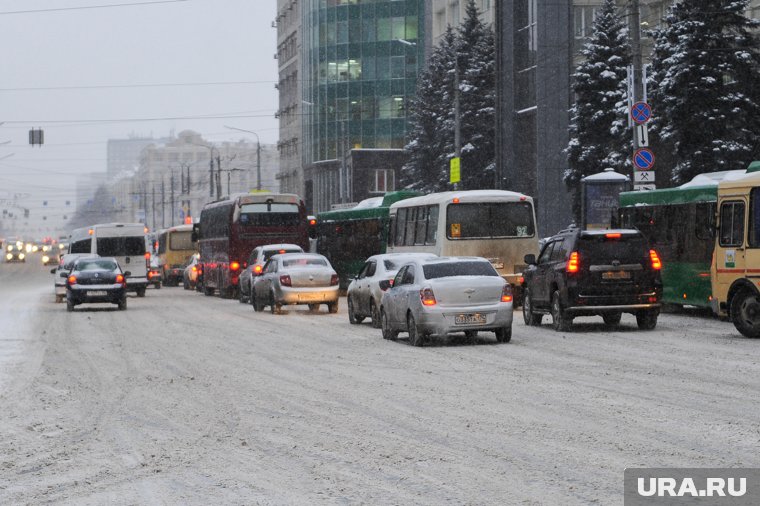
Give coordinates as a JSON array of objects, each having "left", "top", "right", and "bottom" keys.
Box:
[
  {"left": 446, "top": 202, "right": 534, "bottom": 239},
  {"left": 169, "top": 231, "right": 194, "bottom": 251},
  {"left": 96, "top": 236, "right": 146, "bottom": 257},
  {"left": 239, "top": 203, "right": 300, "bottom": 226}
]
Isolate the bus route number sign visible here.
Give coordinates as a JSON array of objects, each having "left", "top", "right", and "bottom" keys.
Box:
[
  {"left": 450, "top": 157, "right": 461, "bottom": 184},
  {"left": 451, "top": 223, "right": 461, "bottom": 238}
]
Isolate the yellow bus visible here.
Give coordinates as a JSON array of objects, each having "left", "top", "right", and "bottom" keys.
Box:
[
  {"left": 157, "top": 224, "right": 196, "bottom": 286},
  {"left": 711, "top": 161, "right": 760, "bottom": 337}
]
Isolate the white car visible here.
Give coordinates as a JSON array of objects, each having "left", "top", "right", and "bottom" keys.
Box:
[
  {"left": 380, "top": 256, "right": 514, "bottom": 346},
  {"left": 252, "top": 253, "right": 339, "bottom": 314},
  {"left": 347, "top": 252, "right": 437, "bottom": 328}
]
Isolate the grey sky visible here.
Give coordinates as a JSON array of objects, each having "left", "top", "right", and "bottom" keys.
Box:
[{"left": 0, "top": 0, "right": 278, "bottom": 235}]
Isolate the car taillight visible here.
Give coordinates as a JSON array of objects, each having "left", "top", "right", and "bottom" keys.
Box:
[
  {"left": 144, "top": 252, "right": 151, "bottom": 260},
  {"left": 566, "top": 251, "right": 580, "bottom": 273},
  {"left": 116, "top": 274, "right": 125, "bottom": 284},
  {"left": 501, "top": 284, "right": 513, "bottom": 303},
  {"left": 147, "top": 271, "right": 153, "bottom": 279},
  {"left": 518, "top": 276, "right": 524, "bottom": 285},
  {"left": 605, "top": 233, "right": 622, "bottom": 239},
  {"left": 650, "top": 249, "right": 662, "bottom": 270},
  {"left": 280, "top": 274, "right": 292, "bottom": 287},
  {"left": 330, "top": 274, "right": 339, "bottom": 286},
  {"left": 254, "top": 265, "right": 263, "bottom": 274},
  {"left": 420, "top": 287, "right": 437, "bottom": 306},
  {"left": 67, "top": 275, "right": 77, "bottom": 285},
  {"left": 230, "top": 261, "right": 241, "bottom": 271}
]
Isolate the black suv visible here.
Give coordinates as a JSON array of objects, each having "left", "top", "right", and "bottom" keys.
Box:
[{"left": 521, "top": 228, "right": 662, "bottom": 331}]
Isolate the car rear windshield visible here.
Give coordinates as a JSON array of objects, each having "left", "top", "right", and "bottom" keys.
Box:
[
  {"left": 577, "top": 234, "right": 648, "bottom": 263},
  {"left": 77, "top": 259, "right": 118, "bottom": 271},
  {"left": 96, "top": 236, "right": 145, "bottom": 257},
  {"left": 264, "top": 249, "right": 302, "bottom": 262},
  {"left": 283, "top": 257, "right": 327, "bottom": 268},
  {"left": 422, "top": 261, "right": 498, "bottom": 279}
]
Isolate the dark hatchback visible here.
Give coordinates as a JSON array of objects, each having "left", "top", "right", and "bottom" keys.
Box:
[
  {"left": 522, "top": 228, "right": 662, "bottom": 331},
  {"left": 66, "top": 257, "right": 129, "bottom": 312}
]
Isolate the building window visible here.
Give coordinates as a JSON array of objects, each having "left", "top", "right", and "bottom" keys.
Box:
[
  {"left": 574, "top": 5, "right": 599, "bottom": 39},
  {"left": 373, "top": 169, "right": 395, "bottom": 193}
]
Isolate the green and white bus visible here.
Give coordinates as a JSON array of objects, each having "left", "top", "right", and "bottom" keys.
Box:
[
  {"left": 316, "top": 190, "right": 421, "bottom": 289},
  {"left": 619, "top": 170, "right": 744, "bottom": 309}
]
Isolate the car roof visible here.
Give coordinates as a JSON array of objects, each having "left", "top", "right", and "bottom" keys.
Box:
[
  {"left": 256, "top": 243, "right": 303, "bottom": 251},
  {"left": 271, "top": 252, "right": 325, "bottom": 261},
  {"left": 367, "top": 252, "right": 437, "bottom": 262},
  {"left": 402, "top": 256, "right": 490, "bottom": 266}
]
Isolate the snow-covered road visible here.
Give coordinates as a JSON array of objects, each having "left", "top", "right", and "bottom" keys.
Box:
[{"left": 1, "top": 261, "right": 758, "bottom": 505}]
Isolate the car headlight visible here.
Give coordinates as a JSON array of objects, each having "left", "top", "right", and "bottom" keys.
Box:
[
  {"left": 6, "top": 245, "right": 11, "bottom": 252},
  {"left": 42, "top": 255, "right": 50, "bottom": 263},
  {"left": 19, "top": 253, "right": 25, "bottom": 260},
  {"left": 5, "top": 253, "right": 11, "bottom": 260}
]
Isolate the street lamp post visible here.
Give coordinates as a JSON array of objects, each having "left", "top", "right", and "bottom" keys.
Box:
[{"left": 224, "top": 125, "right": 261, "bottom": 191}]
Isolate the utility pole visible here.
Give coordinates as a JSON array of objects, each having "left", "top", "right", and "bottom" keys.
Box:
[
  {"left": 209, "top": 155, "right": 215, "bottom": 198},
  {"left": 630, "top": 0, "right": 644, "bottom": 150},
  {"left": 216, "top": 154, "right": 222, "bottom": 199},
  {"left": 170, "top": 171, "right": 175, "bottom": 226},
  {"left": 151, "top": 186, "right": 156, "bottom": 231},
  {"left": 161, "top": 179, "right": 165, "bottom": 228},
  {"left": 256, "top": 141, "right": 261, "bottom": 191},
  {"left": 453, "top": 50, "right": 462, "bottom": 190}
]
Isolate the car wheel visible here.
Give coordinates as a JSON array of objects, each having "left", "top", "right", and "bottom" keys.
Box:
[
  {"left": 204, "top": 286, "right": 214, "bottom": 296},
  {"left": 381, "top": 308, "right": 397, "bottom": 341},
  {"left": 407, "top": 312, "right": 423, "bottom": 347},
  {"left": 328, "top": 301, "right": 339, "bottom": 314},
  {"left": 551, "top": 290, "right": 572, "bottom": 332},
  {"left": 238, "top": 286, "right": 247, "bottom": 304},
  {"left": 251, "top": 291, "right": 264, "bottom": 312},
  {"left": 55, "top": 294, "right": 63, "bottom": 304},
  {"left": 136, "top": 287, "right": 146, "bottom": 298},
  {"left": 522, "top": 289, "right": 542, "bottom": 326},
  {"left": 155, "top": 282, "right": 161, "bottom": 290},
  {"left": 370, "top": 300, "right": 381, "bottom": 329},
  {"left": 118, "top": 297, "right": 127, "bottom": 311},
  {"left": 66, "top": 299, "right": 74, "bottom": 312},
  {"left": 183, "top": 279, "right": 190, "bottom": 290},
  {"left": 730, "top": 290, "right": 760, "bottom": 338},
  {"left": 270, "top": 292, "right": 281, "bottom": 314},
  {"left": 307, "top": 303, "right": 320, "bottom": 312},
  {"left": 348, "top": 296, "right": 363, "bottom": 324},
  {"left": 602, "top": 312, "right": 622, "bottom": 327},
  {"left": 495, "top": 326, "right": 512, "bottom": 343},
  {"left": 636, "top": 308, "right": 659, "bottom": 331}
]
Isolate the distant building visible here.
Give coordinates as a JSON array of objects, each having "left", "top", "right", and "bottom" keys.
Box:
[
  {"left": 430, "top": 0, "right": 494, "bottom": 42},
  {"left": 300, "top": 0, "right": 430, "bottom": 213},
  {"left": 107, "top": 136, "right": 169, "bottom": 180}
]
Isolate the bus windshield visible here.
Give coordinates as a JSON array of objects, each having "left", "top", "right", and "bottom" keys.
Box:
[
  {"left": 239, "top": 203, "right": 301, "bottom": 227},
  {"left": 446, "top": 202, "right": 534, "bottom": 239}
]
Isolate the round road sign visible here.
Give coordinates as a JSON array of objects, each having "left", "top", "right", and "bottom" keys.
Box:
[
  {"left": 631, "top": 101, "right": 652, "bottom": 125},
  {"left": 633, "top": 148, "right": 655, "bottom": 170}
]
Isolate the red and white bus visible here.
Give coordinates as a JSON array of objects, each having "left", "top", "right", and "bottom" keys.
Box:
[{"left": 195, "top": 192, "right": 309, "bottom": 298}]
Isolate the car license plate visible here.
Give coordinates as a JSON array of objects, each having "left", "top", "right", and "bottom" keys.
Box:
[
  {"left": 298, "top": 294, "right": 322, "bottom": 302},
  {"left": 602, "top": 271, "right": 631, "bottom": 280},
  {"left": 455, "top": 313, "right": 487, "bottom": 325},
  {"left": 87, "top": 290, "right": 108, "bottom": 296}
]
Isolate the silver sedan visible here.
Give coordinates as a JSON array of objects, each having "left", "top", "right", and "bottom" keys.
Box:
[
  {"left": 380, "top": 256, "right": 514, "bottom": 346},
  {"left": 347, "top": 252, "right": 437, "bottom": 328},
  {"left": 251, "top": 253, "right": 339, "bottom": 314}
]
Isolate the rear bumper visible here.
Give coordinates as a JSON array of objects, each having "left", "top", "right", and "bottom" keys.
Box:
[
  {"left": 67, "top": 285, "right": 126, "bottom": 304},
  {"left": 565, "top": 303, "right": 660, "bottom": 313},
  {"left": 277, "top": 286, "right": 339, "bottom": 305},
  {"left": 415, "top": 303, "right": 513, "bottom": 335}
]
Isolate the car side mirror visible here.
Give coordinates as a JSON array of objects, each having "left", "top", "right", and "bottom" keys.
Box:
[
  {"left": 50, "top": 268, "right": 57, "bottom": 274},
  {"left": 524, "top": 254, "right": 536, "bottom": 265},
  {"left": 379, "top": 279, "right": 393, "bottom": 291},
  {"left": 59, "top": 271, "right": 68, "bottom": 278},
  {"left": 124, "top": 271, "right": 132, "bottom": 277}
]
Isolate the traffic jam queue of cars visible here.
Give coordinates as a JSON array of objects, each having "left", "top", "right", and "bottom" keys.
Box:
[{"left": 41, "top": 163, "right": 760, "bottom": 341}]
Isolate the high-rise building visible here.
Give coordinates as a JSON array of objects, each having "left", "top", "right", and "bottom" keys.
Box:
[
  {"left": 430, "top": 0, "right": 494, "bottom": 42},
  {"left": 300, "top": 0, "right": 429, "bottom": 213},
  {"left": 275, "top": 0, "right": 303, "bottom": 198}
]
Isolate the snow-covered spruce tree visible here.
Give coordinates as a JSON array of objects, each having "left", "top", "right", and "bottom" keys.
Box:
[
  {"left": 565, "top": 0, "right": 631, "bottom": 221},
  {"left": 456, "top": 0, "right": 496, "bottom": 190},
  {"left": 401, "top": 27, "right": 457, "bottom": 192},
  {"left": 649, "top": 0, "right": 760, "bottom": 185}
]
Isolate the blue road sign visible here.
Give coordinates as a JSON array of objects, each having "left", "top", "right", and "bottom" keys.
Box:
[
  {"left": 633, "top": 148, "right": 655, "bottom": 170},
  {"left": 631, "top": 101, "right": 652, "bottom": 125}
]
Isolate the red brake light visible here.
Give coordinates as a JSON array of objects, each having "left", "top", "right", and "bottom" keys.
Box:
[
  {"left": 279, "top": 274, "right": 292, "bottom": 287},
  {"left": 518, "top": 276, "right": 525, "bottom": 285},
  {"left": 650, "top": 249, "right": 662, "bottom": 270},
  {"left": 116, "top": 274, "right": 125, "bottom": 284},
  {"left": 566, "top": 251, "right": 580, "bottom": 273},
  {"left": 420, "top": 287, "right": 437, "bottom": 306},
  {"left": 230, "top": 261, "right": 241, "bottom": 271},
  {"left": 605, "top": 233, "right": 622, "bottom": 239},
  {"left": 330, "top": 274, "right": 339, "bottom": 286},
  {"left": 309, "top": 219, "right": 316, "bottom": 226},
  {"left": 144, "top": 252, "right": 151, "bottom": 260},
  {"left": 67, "top": 275, "right": 77, "bottom": 285},
  {"left": 501, "top": 284, "right": 513, "bottom": 303}
]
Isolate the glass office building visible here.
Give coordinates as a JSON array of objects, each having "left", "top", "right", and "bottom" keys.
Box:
[{"left": 301, "top": 0, "right": 427, "bottom": 210}]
